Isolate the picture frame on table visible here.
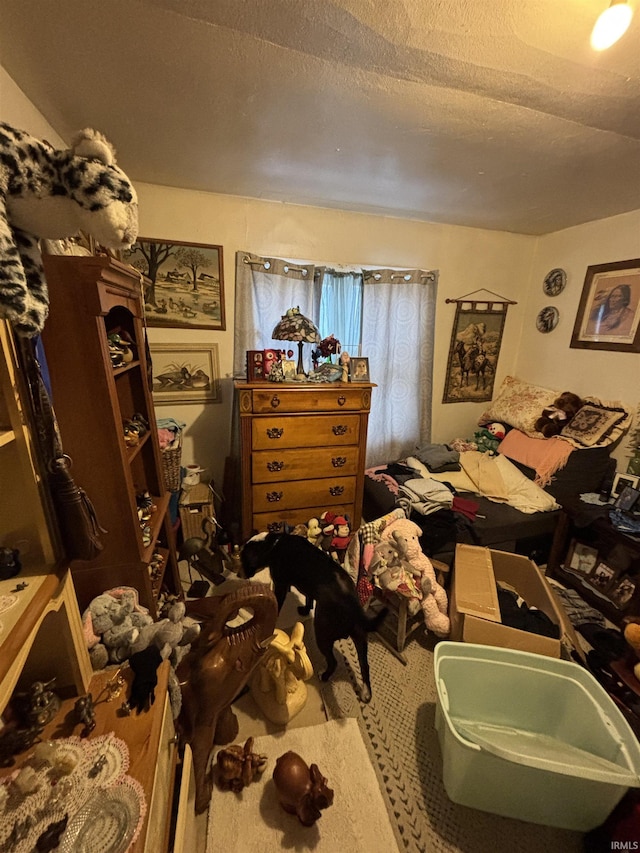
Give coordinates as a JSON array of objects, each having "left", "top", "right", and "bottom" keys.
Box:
[
  {"left": 609, "top": 576, "right": 636, "bottom": 609},
  {"left": 123, "top": 237, "right": 226, "bottom": 330},
  {"left": 150, "top": 343, "right": 221, "bottom": 404},
  {"left": 350, "top": 357, "right": 370, "bottom": 383},
  {"left": 589, "top": 561, "right": 616, "bottom": 592},
  {"left": 566, "top": 540, "right": 598, "bottom": 577},
  {"left": 570, "top": 258, "right": 640, "bottom": 353},
  {"left": 611, "top": 472, "right": 640, "bottom": 500},
  {"left": 615, "top": 485, "right": 640, "bottom": 513}
]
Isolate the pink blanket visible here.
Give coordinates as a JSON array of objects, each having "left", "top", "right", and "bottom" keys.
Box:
[{"left": 498, "top": 429, "right": 574, "bottom": 487}]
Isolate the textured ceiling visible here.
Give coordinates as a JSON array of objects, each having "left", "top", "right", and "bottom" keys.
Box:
[{"left": 1, "top": 0, "right": 639, "bottom": 234}]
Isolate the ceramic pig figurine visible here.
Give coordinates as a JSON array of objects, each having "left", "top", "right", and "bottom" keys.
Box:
[{"left": 272, "top": 751, "right": 334, "bottom": 826}]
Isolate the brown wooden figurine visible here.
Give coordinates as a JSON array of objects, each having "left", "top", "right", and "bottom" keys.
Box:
[{"left": 272, "top": 751, "right": 334, "bottom": 826}]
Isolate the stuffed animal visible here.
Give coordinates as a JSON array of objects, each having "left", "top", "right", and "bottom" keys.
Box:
[
  {"left": 0, "top": 122, "right": 138, "bottom": 336},
  {"left": 82, "top": 587, "right": 150, "bottom": 669},
  {"left": 330, "top": 515, "right": 352, "bottom": 563},
  {"left": 369, "top": 539, "right": 422, "bottom": 615},
  {"left": 624, "top": 622, "right": 640, "bottom": 682},
  {"left": 379, "top": 517, "right": 450, "bottom": 637},
  {"left": 534, "top": 391, "right": 584, "bottom": 438},
  {"left": 486, "top": 422, "right": 507, "bottom": 441}
]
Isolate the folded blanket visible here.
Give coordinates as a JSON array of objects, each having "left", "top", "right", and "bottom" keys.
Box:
[
  {"left": 398, "top": 478, "right": 455, "bottom": 515},
  {"left": 412, "top": 443, "right": 461, "bottom": 472},
  {"left": 498, "top": 428, "right": 574, "bottom": 487}
]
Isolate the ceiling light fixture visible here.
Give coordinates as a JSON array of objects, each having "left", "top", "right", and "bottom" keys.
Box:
[{"left": 591, "top": 0, "right": 633, "bottom": 50}]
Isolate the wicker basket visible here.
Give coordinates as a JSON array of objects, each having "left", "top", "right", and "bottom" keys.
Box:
[{"left": 161, "top": 434, "right": 182, "bottom": 492}]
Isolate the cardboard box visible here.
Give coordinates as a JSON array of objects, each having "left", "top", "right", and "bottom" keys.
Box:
[{"left": 450, "top": 543, "right": 563, "bottom": 658}]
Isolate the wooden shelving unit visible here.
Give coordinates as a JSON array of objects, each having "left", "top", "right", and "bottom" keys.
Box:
[{"left": 41, "top": 254, "right": 180, "bottom": 617}]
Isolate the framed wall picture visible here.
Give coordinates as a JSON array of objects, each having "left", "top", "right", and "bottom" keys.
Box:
[
  {"left": 611, "top": 472, "right": 640, "bottom": 499},
  {"left": 350, "top": 357, "right": 370, "bottom": 382},
  {"left": 123, "top": 238, "right": 226, "bottom": 330},
  {"left": 150, "top": 343, "right": 221, "bottom": 404},
  {"left": 570, "top": 258, "right": 640, "bottom": 352}
]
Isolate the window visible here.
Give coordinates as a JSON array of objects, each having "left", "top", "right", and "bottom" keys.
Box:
[{"left": 234, "top": 252, "right": 437, "bottom": 465}]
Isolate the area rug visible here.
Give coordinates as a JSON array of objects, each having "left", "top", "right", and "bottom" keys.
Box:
[
  {"left": 206, "top": 717, "right": 400, "bottom": 851},
  {"left": 316, "top": 630, "right": 586, "bottom": 853}
]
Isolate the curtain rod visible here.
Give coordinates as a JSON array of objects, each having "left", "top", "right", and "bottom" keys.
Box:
[{"left": 445, "top": 288, "right": 517, "bottom": 305}]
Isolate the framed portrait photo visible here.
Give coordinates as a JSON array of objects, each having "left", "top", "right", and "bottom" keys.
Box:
[
  {"left": 350, "top": 357, "right": 370, "bottom": 382},
  {"left": 570, "top": 258, "right": 640, "bottom": 352},
  {"left": 150, "top": 343, "right": 221, "bottom": 404},
  {"left": 610, "top": 576, "right": 636, "bottom": 609},
  {"left": 611, "top": 472, "right": 640, "bottom": 499},
  {"left": 123, "top": 238, "right": 226, "bottom": 331},
  {"left": 589, "top": 561, "right": 616, "bottom": 592},
  {"left": 615, "top": 485, "right": 640, "bottom": 512},
  {"left": 566, "top": 540, "right": 598, "bottom": 577}
]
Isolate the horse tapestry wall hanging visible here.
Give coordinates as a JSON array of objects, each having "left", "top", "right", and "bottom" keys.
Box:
[{"left": 442, "top": 290, "right": 515, "bottom": 404}]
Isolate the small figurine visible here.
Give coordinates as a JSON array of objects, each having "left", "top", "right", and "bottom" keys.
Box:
[
  {"left": 14, "top": 678, "right": 60, "bottom": 729},
  {"left": 214, "top": 736, "right": 268, "bottom": 792},
  {"left": 74, "top": 693, "right": 96, "bottom": 737},
  {"left": 272, "top": 751, "right": 334, "bottom": 826},
  {"left": 0, "top": 546, "right": 21, "bottom": 580}
]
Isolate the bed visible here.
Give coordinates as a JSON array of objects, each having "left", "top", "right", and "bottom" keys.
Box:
[{"left": 363, "top": 376, "right": 632, "bottom": 567}]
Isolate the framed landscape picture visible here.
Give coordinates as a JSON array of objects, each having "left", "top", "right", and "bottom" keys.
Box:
[
  {"left": 123, "top": 238, "right": 226, "bottom": 330},
  {"left": 150, "top": 343, "right": 221, "bottom": 404}
]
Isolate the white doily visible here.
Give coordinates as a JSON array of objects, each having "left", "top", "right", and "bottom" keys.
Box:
[
  {"left": 0, "top": 593, "right": 18, "bottom": 614},
  {"left": 0, "top": 732, "right": 145, "bottom": 853}
]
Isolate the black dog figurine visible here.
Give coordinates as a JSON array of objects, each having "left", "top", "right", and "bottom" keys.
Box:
[{"left": 241, "top": 532, "right": 387, "bottom": 702}]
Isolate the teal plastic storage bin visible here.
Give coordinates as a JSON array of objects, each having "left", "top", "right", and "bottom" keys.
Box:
[{"left": 434, "top": 642, "right": 640, "bottom": 830}]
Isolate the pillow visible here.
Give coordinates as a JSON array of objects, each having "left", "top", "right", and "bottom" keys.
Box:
[
  {"left": 560, "top": 402, "right": 629, "bottom": 448},
  {"left": 479, "top": 376, "right": 558, "bottom": 437}
]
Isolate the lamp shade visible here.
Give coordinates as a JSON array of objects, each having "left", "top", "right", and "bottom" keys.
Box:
[{"left": 272, "top": 307, "right": 320, "bottom": 376}]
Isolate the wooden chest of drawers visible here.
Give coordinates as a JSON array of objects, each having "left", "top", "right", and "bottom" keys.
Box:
[{"left": 236, "top": 381, "right": 374, "bottom": 539}]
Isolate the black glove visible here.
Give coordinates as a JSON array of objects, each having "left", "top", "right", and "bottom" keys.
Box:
[{"left": 127, "top": 646, "right": 162, "bottom": 713}]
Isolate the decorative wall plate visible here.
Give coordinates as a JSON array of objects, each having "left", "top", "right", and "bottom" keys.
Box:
[
  {"left": 543, "top": 268, "right": 566, "bottom": 296},
  {"left": 536, "top": 306, "right": 560, "bottom": 333}
]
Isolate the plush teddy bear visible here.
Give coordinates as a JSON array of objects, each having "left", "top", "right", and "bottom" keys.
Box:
[
  {"left": 379, "top": 517, "right": 450, "bottom": 637},
  {"left": 0, "top": 122, "right": 138, "bottom": 336},
  {"left": 534, "top": 391, "right": 584, "bottom": 438}
]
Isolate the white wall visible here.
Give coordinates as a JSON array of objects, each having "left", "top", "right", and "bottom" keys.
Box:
[
  {"left": 517, "top": 209, "right": 640, "bottom": 470},
  {"left": 3, "top": 65, "right": 639, "bottom": 488},
  {"left": 136, "top": 182, "right": 536, "bottom": 484}
]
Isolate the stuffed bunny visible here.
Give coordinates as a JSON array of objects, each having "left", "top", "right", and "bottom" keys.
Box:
[{"left": 0, "top": 122, "right": 138, "bottom": 336}]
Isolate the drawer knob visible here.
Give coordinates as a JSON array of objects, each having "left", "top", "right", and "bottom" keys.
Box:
[
  {"left": 332, "top": 425, "right": 348, "bottom": 436},
  {"left": 266, "top": 491, "right": 283, "bottom": 502},
  {"left": 337, "top": 395, "right": 346, "bottom": 406},
  {"left": 332, "top": 456, "right": 347, "bottom": 467},
  {"left": 267, "top": 521, "right": 284, "bottom": 533},
  {"left": 266, "top": 460, "right": 284, "bottom": 472},
  {"left": 270, "top": 394, "right": 281, "bottom": 408},
  {"left": 266, "top": 427, "right": 284, "bottom": 439},
  {"left": 329, "top": 485, "right": 345, "bottom": 496}
]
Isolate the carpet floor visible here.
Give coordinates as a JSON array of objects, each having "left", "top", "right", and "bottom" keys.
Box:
[{"left": 310, "top": 624, "right": 586, "bottom": 853}]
